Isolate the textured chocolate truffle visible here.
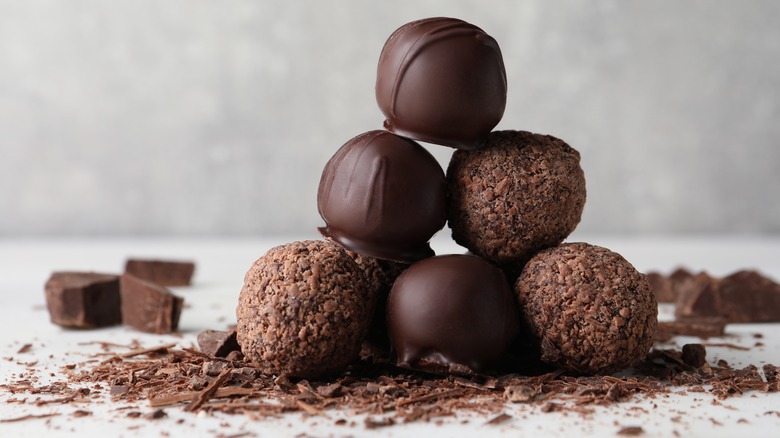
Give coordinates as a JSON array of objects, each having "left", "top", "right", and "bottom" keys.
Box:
[
  {"left": 388, "top": 254, "right": 520, "bottom": 374},
  {"left": 515, "top": 243, "right": 657, "bottom": 375},
  {"left": 345, "top": 250, "right": 408, "bottom": 347},
  {"left": 318, "top": 130, "right": 447, "bottom": 262},
  {"left": 376, "top": 17, "right": 507, "bottom": 150},
  {"left": 236, "top": 240, "right": 372, "bottom": 378},
  {"left": 447, "top": 130, "right": 586, "bottom": 266}
]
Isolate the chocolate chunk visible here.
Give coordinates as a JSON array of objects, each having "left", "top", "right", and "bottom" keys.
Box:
[
  {"left": 717, "top": 270, "right": 780, "bottom": 323},
  {"left": 675, "top": 278, "right": 721, "bottom": 319},
  {"left": 120, "top": 274, "right": 183, "bottom": 334},
  {"left": 646, "top": 271, "right": 675, "bottom": 303},
  {"left": 376, "top": 17, "right": 506, "bottom": 150},
  {"left": 675, "top": 270, "right": 780, "bottom": 323},
  {"left": 197, "top": 330, "right": 240, "bottom": 358},
  {"left": 44, "top": 272, "right": 121, "bottom": 328},
  {"left": 124, "top": 259, "right": 195, "bottom": 287},
  {"left": 387, "top": 254, "right": 519, "bottom": 375},
  {"left": 681, "top": 344, "right": 707, "bottom": 368},
  {"left": 317, "top": 130, "right": 446, "bottom": 262},
  {"left": 655, "top": 318, "right": 726, "bottom": 341}
]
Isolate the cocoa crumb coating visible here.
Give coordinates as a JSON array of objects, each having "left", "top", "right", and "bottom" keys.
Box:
[
  {"left": 345, "top": 250, "right": 408, "bottom": 347},
  {"left": 236, "top": 240, "right": 373, "bottom": 378},
  {"left": 447, "top": 130, "right": 586, "bottom": 266},
  {"left": 515, "top": 243, "right": 657, "bottom": 375}
]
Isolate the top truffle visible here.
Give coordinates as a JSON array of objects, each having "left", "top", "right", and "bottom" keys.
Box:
[{"left": 376, "top": 17, "right": 507, "bottom": 150}]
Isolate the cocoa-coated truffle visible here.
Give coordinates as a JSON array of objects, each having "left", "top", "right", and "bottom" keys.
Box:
[
  {"left": 447, "top": 130, "right": 586, "bottom": 266},
  {"left": 236, "top": 240, "right": 373, "bottom": 378},
  {"left": 515, "top": 243, "right": 657, "bottom": 375},
  {"left": 388, "top": 254, "right": 520, "bottom": 375},
  {"left": 376, "top": 17, "right": 507, "bottom": 150},
  {"left": 318, "top": 130, "right": 447, "bottom": 262},
  {"left": 345, "top": 250, "right": 408, "bottom": 347}
]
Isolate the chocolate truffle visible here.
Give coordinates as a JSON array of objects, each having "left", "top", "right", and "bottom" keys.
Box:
[
  {"left": 345, "top": 250, "right": 408, "bottom": 347},
  {"left": 236, "top": 240, "right": 373, "bottom": 378},
  {"left": 447, "top": 130, "right": 586, "bottom": 266},
  {"left": 376, "top": 17, "right": 507, "bottom": 150},
  {"left": 387, "top": 254, "right": 520, "bottom": 374},
  {"left": 515, "top": 243, "right": 657, "bottom": 375},
  {"left": 318, "top": 130, "right": 447, "bottom": 262}
]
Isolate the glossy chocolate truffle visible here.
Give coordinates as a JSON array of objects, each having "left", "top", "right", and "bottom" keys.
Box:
[
  {"left": 387, "top": 254, "right": 520, "bottom": 374},
  {"left": 376, "top": 17, "right": 507, "bottom": 150},
  {"left": 318, "top": 130, "right": 447, "bottom": 262},
  {"left": 447, "top": 130, "right": 586, "bottom": 266},
  {"left": 236, "top": 240, "right": 373, "bottom": 378},
  {"left": 515, "top": 243, "right": 657, "bottom": 375}
]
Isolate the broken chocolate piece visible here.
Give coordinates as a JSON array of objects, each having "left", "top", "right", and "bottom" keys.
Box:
[
  {"left": 675, "top": 278, "right": 721, "bottom": 320},
  {"left": 44, "top": 272, "right": 121, "bottom": 328},
  {"left": 681, "top": 344, "right": 707, "bottom": 368},
  {"left": 197, "top": 330, "right": 240, "bottom": 358},
  {"left": 646, "top": 271, "right": 675, "bottom": 303},
  {"left": 675, "top": 270, "right": 780, "bottom": 323},
  {"left": 120, "top": 274, "right": 183, "bottom": 334},
  {"left": 655, "top": 318, "right": 727, "bottom": 341},
  {"left": 717, "top": 270, "right": 780, "bottom": 323},
  {"left": 124, "top": 259, "right": 195, "bottom": 287}
]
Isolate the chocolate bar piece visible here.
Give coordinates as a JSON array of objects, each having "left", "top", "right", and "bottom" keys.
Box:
[
  {"left": 718, "top": 270, "right": 780, "bottom": 322},
  {"left": 676, "top": 270, "right": 780, "bottom": 323},
  {"left": 120, "top": 274, "right": 183, "bottom": 334},
  {"left": 647, "top": 268, "right": 709, "bottom": 303},
  {"left": 655, "top": 318, "right": 726, "bottom": 342},
  {"left": 124, "top": 259, "right": 195, "bottom": 286},
  {"left": 45, "top": 272, "right": 121, "bottom": 328},
  {"left": 197, "top": 330, "right": 240, "bottom": 358},
  {"left": 646, "top": 272, "right": 674, "bottom": 302}
]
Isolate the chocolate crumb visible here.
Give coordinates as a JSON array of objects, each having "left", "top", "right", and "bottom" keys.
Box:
[
  {"left": 681, "top": 344, "right": 707, "bottom": 368},
  {"left": 17, "top": 344, "right": 33, "bottom": 354},
  {"left": 197, "top": 330, "right": 240, "bottom": 358},
  {"left": 145, "top": 409, "right": 167, "bottom": 420},
  {"left": 364, "top": 417, "right": 394, "bottom": 429},
  {"left": 617, "top": 426, "right": 644, "bottom": 435},
  {"left": 484, "top": 413, "right": 512, "bottom": 425}
]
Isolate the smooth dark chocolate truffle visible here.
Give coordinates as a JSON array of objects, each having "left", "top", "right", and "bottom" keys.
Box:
[
  {"left": 376, "top": 17, "right": 507, "bottom": 150},
  {"left": 387, "top": 254, "right": 519, "bottom": 374},
  {"left": 318, "top": 130, "right": 446, "bottom": 262},
  {"left": 447, "top": 130, "right": 586, "bottom": 266},
  {"left": 515, "top": 243, "right": 657, "bottom": 375},
  {"left": 236, "top": 240, "right": 373, "bottom": 378},
  {"left": 45, "top": 272, "right": 121, "bottom": 328}
]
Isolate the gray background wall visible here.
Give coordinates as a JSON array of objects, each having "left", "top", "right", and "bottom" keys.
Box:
[{"left": 1, "top": 0, "right": 778, "bottom": 237}]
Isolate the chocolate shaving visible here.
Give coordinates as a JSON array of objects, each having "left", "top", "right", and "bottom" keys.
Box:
[
  {"left": 617, "top": 426, "right": 644, "bottom": 435},
  {"left": 484, "top": 413, "right": 512, "bottom": 425},
  {"left": 0, "top": 412, "right": 59, "bottom": 423},
  {"left": 184, "top": 369, "right": 231, "bottom": 412}
]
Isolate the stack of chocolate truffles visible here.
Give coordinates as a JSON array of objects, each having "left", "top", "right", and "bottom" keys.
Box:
[{"left": 237, "top": 17, "right": 657, "bottom": 379}]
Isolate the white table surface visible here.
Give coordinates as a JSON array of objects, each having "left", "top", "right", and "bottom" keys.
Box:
[{"left": 1, "top": 234, "right": 779, "bottom": 437}]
